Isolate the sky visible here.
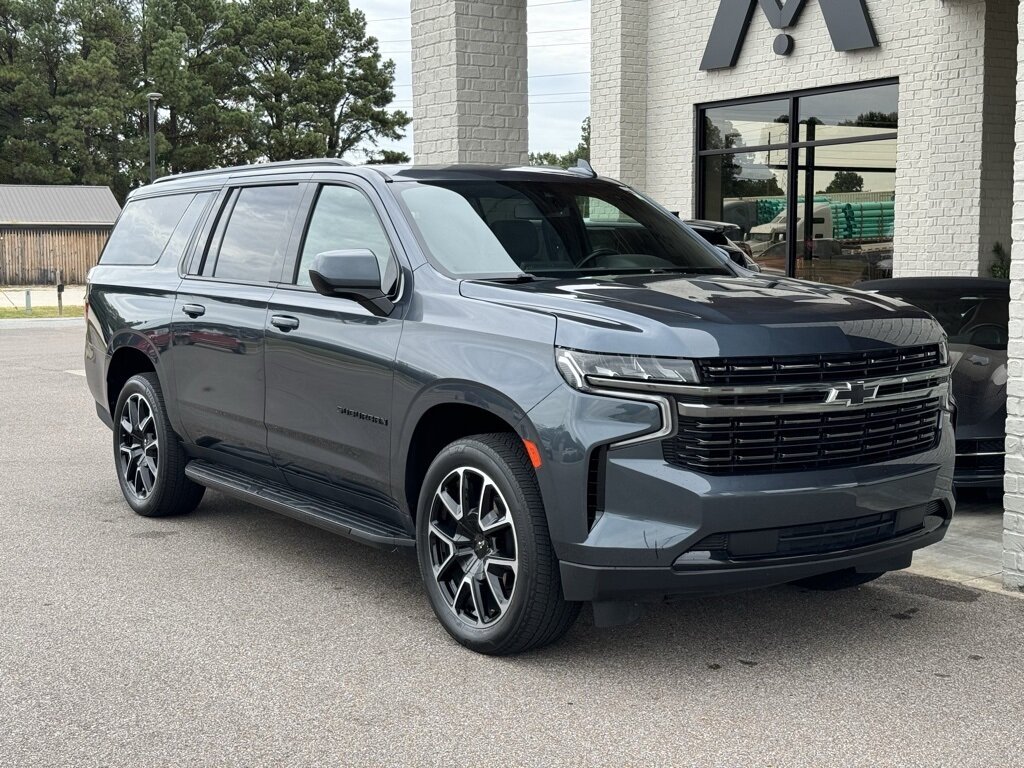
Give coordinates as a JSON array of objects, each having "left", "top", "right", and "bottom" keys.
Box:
[{"left": 355, "top": 0, "right": 591, "bottom": 161}]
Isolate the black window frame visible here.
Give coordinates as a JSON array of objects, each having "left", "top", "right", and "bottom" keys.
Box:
[
  {"left": 695, "top": 78, "right": 898, "bottom": 279},
  {"left": 284, "top": 180, "right": 401, "bottom": 293},
  {"left": 191, "top": 181, "right": 305, "bottom": 286}
]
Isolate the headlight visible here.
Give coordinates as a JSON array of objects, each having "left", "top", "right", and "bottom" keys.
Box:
[
  {"left": 555, "top": 347, "right": 699, "bottom": 391},
  {"left": 938, "top": 339, "right": 949, "bottom": 365}
]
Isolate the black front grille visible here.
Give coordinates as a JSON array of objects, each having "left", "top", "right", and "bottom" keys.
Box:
[
  {"left": 683, "top": 501, "right": 945, "bottom": 562},
  {"left": 664, "top": 398, "right": 942, "bottom": 475},
  {"left": 696, "top": 344, "right": 943, "bottom": 386}
]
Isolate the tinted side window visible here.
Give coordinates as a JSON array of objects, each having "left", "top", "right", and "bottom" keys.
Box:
[
  {"left": 211, "top": 185, "right": 301, "bottom": 282},
  {"left": 296, "top": 185, "right": 393, "bottom": 286},
  {"left": 163, "top": 192, "right": 214, "bottom": 267},
  {"left": 100, "top": 193, "right": 194, "bottom": 265}
]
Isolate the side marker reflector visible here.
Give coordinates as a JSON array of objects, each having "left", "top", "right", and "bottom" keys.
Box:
[{"left": 523, "top": 439, "right": 542, "bottom": 469}]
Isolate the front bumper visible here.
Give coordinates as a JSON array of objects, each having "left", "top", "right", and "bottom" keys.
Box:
[
  {"left": 526, "top": 385, "right": 956, "bottom": 603},
  {"left": 560, "top": 504, "right": 949, "bottom": 601}
]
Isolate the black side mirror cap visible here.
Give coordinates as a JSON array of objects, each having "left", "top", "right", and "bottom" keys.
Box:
[{"left": 308, "top": 250, "right": 395, "bottom": 316}]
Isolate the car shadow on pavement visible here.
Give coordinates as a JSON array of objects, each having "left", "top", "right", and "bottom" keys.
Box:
[{"left": 182, "top": 490, "right": 1000, "bottom": 674}]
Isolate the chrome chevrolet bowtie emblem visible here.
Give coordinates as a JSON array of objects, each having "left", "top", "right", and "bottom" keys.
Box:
[{"left": 827, "top": 381, "right": 878, "bottom": 406}]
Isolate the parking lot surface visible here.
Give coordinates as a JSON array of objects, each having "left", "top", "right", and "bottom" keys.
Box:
[{"left": 2, "top": 324, "right": 1023, "bottom": 767}]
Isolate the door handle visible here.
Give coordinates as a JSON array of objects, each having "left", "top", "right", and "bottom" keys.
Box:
[
  {"left": 270, "top": 314, "right": 300, "bottom": 331},
  {"left": 182, "top": 303, "right": 206, "bottom": 318}
]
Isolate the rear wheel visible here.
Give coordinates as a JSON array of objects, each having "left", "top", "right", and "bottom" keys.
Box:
[
  {"left": 416, "top": 433, "right": 580, "bottom": 655},
  {"left": 791, "top": 568, "right": 886, "bottom": 591},
  {"left": 113, "top": 373, "right": 204, "bottom": 518}
]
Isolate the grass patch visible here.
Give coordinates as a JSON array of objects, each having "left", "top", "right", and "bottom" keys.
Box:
[{"left": 0, "top": 305, "right": 84, "bottom": 319}]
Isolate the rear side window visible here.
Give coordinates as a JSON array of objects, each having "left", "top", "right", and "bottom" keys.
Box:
[
  {"left": 100, "top": 193, "right": 195, "bottom": 265},
  {"left": 209, "top": 185, "right": 300, "bottom": 283}
]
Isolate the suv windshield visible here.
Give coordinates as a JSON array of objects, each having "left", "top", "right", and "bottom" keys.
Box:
[{"left": 394, "top": 179, "right": 732, "bottom": 279}]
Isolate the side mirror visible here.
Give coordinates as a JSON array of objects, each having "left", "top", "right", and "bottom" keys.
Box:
[{"left": 308, "top": 250, "right": 394, "bottom": 316}]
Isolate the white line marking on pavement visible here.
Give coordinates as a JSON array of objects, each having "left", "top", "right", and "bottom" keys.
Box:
[{"left": 65, "top": 369, "right": 86, "bottom": 377}]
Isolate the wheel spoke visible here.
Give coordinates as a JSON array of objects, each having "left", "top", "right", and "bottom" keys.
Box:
[
  {"left": 429, "top": 521, "right": 458, "bottom": 578},
  {"left": 139, "top": 464, "right": 154, "bottom": 493},
  {"left": 483, "top": 568, "right": 511, "bottom": 610},
  {"left": 460, "top": 468, "right": 476, "bottom": 518},
  {"left": 438, "top": 487, "right": 461, "bottom": 520},
  {"left": 485, "top": 555, "right": 518, "bottom": 577},
  {"left": 467, "top": 575, "right": 486, "bottom": 623},
  {"left": 128, "top": 396, "right": 140, "bottom": 433},
  {"left": 137, "top": 401, "right": 153, "bottom": 432}
]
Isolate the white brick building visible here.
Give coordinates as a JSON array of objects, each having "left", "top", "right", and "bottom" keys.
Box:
[{"left": 411, "top": 0, "right": 1024, "bottom": 591}]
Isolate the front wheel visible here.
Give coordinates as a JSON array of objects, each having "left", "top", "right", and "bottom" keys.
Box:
[
  {"left": 113, "top": 372, "right": 204, "bottom": 518},
  {"left": 416, "top": 433, "right": 580, "bottom": 655}
]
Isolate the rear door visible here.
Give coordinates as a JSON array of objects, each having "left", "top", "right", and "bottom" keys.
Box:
[
  {"left": 264, "top": 177, "right": 406, "bottom": 524},
  {"left": 171, "top": 180, "right": 306, "bottom": 477}
]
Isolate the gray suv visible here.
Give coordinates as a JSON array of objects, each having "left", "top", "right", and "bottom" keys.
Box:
[{"left": 85, "top": 160, "right": 955, "bottom": 655}]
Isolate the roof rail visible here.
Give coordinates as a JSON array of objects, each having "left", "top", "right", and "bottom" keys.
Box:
[{"left": 152, "top": 157, "right": 353, "bottom": 184}]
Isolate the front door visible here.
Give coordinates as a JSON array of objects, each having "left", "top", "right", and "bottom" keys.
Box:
[
  {"left": 171, "top": 182, "right": 304, "bottom": 476},
  {"left": 264, "top": 179, "right": 406, "bottom": 524}
]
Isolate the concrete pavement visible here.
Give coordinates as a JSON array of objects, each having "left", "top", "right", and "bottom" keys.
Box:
[{"left": 1, "top": 325, "right": 1023, "bottom": 767}]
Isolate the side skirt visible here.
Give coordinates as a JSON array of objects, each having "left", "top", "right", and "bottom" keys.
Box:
[{"left": 184, "top": 460, "right": 415, "bottom": 549}]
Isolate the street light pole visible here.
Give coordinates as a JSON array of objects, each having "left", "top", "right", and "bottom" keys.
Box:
[{"left": 147, "top": 92, "right": 162, "bottom": 184}]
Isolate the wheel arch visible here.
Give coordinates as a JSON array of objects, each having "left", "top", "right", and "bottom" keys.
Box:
[
  {"left": 105, "top": 333, "right": 161, "bottom": 416},
  {"left": 396, "top": 382, "right": 542, "bottom": 521}
]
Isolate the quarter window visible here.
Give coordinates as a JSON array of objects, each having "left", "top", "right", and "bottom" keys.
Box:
[
  {"left": 296, "top": 185, "right": 394, "bottom": 287},
  {"left": 211, "top": 185, "right": 301, "bottom": 282},
  {"left": 100, "top": 193, "right": 195, "bottom": 265}
]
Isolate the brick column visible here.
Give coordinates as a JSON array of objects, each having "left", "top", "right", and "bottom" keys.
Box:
[
  {"left": 590, "top": 0, "right": 647, "bottom": 190},
  {"left": 1003, "top": 0, "right": 1024, "bottom": 591},
  {"left": 411, "top": 0, "right": 528, "bottom": 165}
]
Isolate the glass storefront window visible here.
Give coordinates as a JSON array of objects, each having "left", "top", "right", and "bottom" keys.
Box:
[
  {"left": 698, "top": 81, "right": 898, "bottom": 287},
  {"left": 798, "top": 83, "right": 898, "bottom": 142},
  {"left": 702, "top": 100, "right": 790, "bottom": 150}
]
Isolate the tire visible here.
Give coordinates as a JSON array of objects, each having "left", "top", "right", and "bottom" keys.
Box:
[
  {"left": 415, "top": 433, "right": 581, "bottom": 655},
  {"left": 791, "top": 568, "right": 886, "bottom": 591},
  {"left": 112, "top": 372, "right": 205, "bottom": 518}
]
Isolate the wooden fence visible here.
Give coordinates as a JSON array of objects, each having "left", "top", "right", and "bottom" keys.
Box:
[{"left": 0, "top": 225, "right": 111, "bottom": 285}]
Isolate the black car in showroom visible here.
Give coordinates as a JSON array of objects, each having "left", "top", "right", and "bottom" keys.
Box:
[{"left": 859, "top": 277, "right": 1008, "bottom": 492}]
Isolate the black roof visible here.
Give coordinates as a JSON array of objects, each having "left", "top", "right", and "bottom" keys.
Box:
[
  {"left": 143, "top": 159, "right": 599, "bottom": 196},
  {"left": 857, "top": 277, "right": 1009, "bottom": 295}
]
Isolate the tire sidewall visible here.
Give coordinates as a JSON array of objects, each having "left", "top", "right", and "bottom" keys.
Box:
[
  {"left": 112, "top": 375, "right": 170, "bottom": 515},
  {"left": 416, "top": 439, "right": 540, "bottom": 652}
]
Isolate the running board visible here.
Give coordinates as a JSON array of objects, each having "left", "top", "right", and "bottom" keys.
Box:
[{"left": 184, "top": 460, "right": 414, "bottom": 549}]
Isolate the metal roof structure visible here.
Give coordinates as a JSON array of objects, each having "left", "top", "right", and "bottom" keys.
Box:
[{"left": 0, "top": 185, "right": 121, "bottom": 227}]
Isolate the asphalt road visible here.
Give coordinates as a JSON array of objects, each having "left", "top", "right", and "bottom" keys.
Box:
[{"left": 2, "top": 323, "right": 1023, "bottom": 767}]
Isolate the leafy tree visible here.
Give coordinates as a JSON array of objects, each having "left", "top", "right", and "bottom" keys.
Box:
[
  {"left": 364, "top": 148, "right": 410, "bottom": 164},
  {"left": 702, "top": 117, "right": 783, "bottom": 198},
  {"left": 146, "top": 0, "right": 257, "bottom": 176},
  {"left": 821, "top": 170, "right": 864, "bottom": 194},
  {"left": 235, "top": 0, "right": 409, "bottom": 161},
  {"left": 0, "top": 0, "right": 410, "bottom": 200},
  {"left": 530, "top": 117, "right": 590, "bottom": 168},
  {"left": 841, "top": 111, "right": 897, "bottom": 130}
]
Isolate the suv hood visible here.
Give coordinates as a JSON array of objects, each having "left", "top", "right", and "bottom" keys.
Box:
[{"left": 461, "top": 273, "right": 945, "bottom": 359}]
